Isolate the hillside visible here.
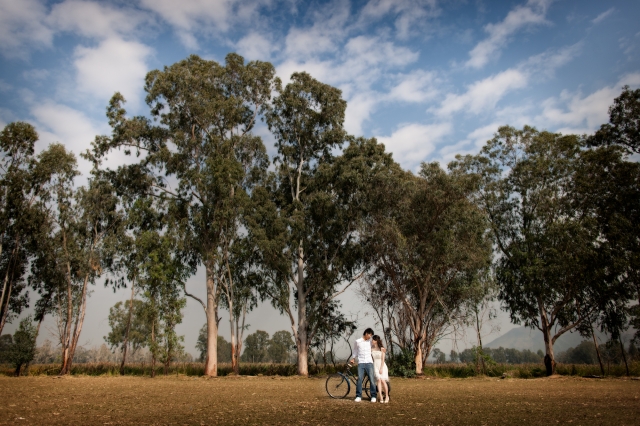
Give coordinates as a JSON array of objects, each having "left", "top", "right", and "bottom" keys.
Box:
[{"left": 484, "top": 326, "right": 635, "bottom": 354}]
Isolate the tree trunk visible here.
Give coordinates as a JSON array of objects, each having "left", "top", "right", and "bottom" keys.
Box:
[
  {"left": 24, "top": 317, "right": 44, "bottom": 376},
  {"left": 476, "top": 310, "right": 486, "bottom": 375},
  {"left": 0, "top": 276, "right": 13, "bottom": 335},
  {"left": 14, "top": 363, "right": 22, "bottom": 377},
  {"left": 619, "top": 335, "right": 630, "bottom": 377},
  {"left": 151, "top": 320, "right": 156, "bottom": 378},
  {"left": 63, "top": 274, "right": 90, "bottom": 375},
  {"left": 204, "top": 264, "right": 218, "bottom": 377},
  {"left": 542, "top": 327, "right": 556, "bottom": 376},
  {"left": 229, "top": 299, "right": 239, "bottom": 375},
  {"left": 0, "top": 245, "right": 17, "bottom": 335},
  {"left": 120, "top": 279, "right": 135, "bottom": 376},
  {"left": 296, "top": 241, "right": 308, "bottom": 376},
  {"left": 60, "top": 262, "right": 74, "bottom": 375},
  {"left": 414, "top": 344, "right": 423, "bottom": 375},
  {"left": 591, "top": 323, "right": 605, "bottom": 376}
]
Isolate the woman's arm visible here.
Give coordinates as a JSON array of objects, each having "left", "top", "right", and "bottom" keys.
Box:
[{"left": 380, "top": 348, "right": 386, "bottom": 373}]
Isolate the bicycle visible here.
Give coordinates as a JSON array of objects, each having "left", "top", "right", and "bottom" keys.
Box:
[{"left": 325, "top": 363, "right": 391, "bottom": 400}]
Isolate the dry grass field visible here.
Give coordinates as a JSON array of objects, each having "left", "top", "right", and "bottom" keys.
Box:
[{"left": 1, "top": 375, "right": 638, "bottom": 425}]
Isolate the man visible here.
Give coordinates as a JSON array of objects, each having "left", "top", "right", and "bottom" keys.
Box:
[{"left": 349, "top": 327, "right": 377, "bottom": 402}]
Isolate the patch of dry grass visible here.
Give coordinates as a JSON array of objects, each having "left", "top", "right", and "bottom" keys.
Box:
[{"left": 0, "top": 375, "right": 638, "bottom": 425}]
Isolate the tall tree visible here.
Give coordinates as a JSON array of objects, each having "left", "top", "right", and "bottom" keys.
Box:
[
  {"left": 0, "top": 124, "right": 70, "bottom": 334},
  {"left": 220, "top": 236, "right": 259, "bottom": 374},
  {"left": 35, "top": 160, "right": 124, "bottom": 375},
  {"left": 363, "top": 161, "right": 492, "bottom": 374},
  {"left": 241, "top": 330, "right": 270, "bottom": 363},
  {"left": 104, "top": 299, "right": 150, "bottom": 359},
  {"left": 249, "top": 105, "right": 390, "bottom": 376},
  {"left": 455, "top": 125, "right": 635, "bottom": 375},
  {"left": 90, "top": 53, "right": 275, "bottom": 376},
  {"left": 268, "top": 330, "right": 295, "bottom": 363}
]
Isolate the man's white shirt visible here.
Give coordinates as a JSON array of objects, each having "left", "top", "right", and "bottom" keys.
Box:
[{"left": 351, "top": 337, "right": 373, "bottom": 364}]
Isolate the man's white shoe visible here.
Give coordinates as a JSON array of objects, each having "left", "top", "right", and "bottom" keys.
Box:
[
  {"left": 354, "top": 397, "right": 361, "bottom": 402},
  {"left": 371, "top": 398, "right": 376, "bottom": 403}
]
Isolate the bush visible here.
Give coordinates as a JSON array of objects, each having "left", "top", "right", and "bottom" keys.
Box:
[{"left": 387, "top": 347, "right": 416, "bottom": 378}]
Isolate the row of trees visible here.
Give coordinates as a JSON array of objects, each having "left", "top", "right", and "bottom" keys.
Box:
[{"left": 1, "top": 51, "right": 638, "bottom": 376}]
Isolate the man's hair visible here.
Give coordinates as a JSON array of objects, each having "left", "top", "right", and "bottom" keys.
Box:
[{"left": 364, "top": 328, "right": 374, "bottom": 336}]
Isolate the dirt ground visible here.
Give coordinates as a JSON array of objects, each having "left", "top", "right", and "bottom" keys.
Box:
[{"left": 0, "top": 375, "right": 638, "bottom": 425}]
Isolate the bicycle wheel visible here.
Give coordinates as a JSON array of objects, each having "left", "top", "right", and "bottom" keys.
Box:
[{"left": 326, "top": 374, "right": 350, "bottom": 399}]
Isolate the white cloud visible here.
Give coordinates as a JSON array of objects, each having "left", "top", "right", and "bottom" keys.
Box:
[
  {"left": 435, "top": 69, "right": 528, "bottom": 117},
  {"left": 0, "top": 0, "right": 53, "bottom": 58},
  {"left": 387, "top": 70, "right": 439, "bottom": 103},
  {"left": 277, "top": 30, "right": 421, "bottom": 135},
  {"left": 436, "top": 43, "right": 578, "bottom": 118},
  {"left": 344, "top": 91, "right": 380, "bottom": 136},
  {"left": 74, "top": 38, "right": 153, "bottom": 111},
  {"left": 537, "top": 73, "right": 640, "bottom": 135},
  {"left": 520, "top": 43, "right": 581, "bottom": 80},
  {"left": 592, "top": 8, "right": 614, "bottom": 24},
  {"left": 48, "top": 0, "right": 149, "bottom": 39},
  {"left": 376, "top": 122, "right": 452, "bottom": 168},
  {"left": 139, "top": 0, "right": 271, "bottom": 49},
  {"left": 30, "top": 101, "right": 139, "bottom": 178},
  {"left": 466, "top": 0, "right": 551, "bottom": 69},
  {"left": 236, "top": 32, "right": 276, "bottom": 61},
  {"left": 360, "top": 0, "right": 440, "bottom": 39},
  {"left": 284, "top": 1, "right": 351, "bottom": 60}
]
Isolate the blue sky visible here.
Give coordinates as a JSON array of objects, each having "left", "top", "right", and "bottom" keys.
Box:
[{"left": 2, "top": 0, "right": 640, "bottom": 356}]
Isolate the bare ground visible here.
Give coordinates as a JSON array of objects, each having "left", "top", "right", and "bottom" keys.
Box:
[{"left": 1, "top": 374, "right": 638, "bottom": 425}]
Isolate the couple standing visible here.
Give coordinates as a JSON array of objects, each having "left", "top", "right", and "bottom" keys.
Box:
[{"left": 349, "top": 327, "right": 390, "bottom": 403}]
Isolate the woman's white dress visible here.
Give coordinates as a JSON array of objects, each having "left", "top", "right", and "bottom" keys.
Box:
[{"left": 371, "top": 350, "right": 389, "bottom": 381}]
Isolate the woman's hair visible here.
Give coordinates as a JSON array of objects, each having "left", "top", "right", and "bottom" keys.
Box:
[{"left": 372, "top": 335, "right": 384, "bottom": 349}]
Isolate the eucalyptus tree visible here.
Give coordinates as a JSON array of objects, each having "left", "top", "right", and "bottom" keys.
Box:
[
  {"left": 104, "top": 299, "right": 150, "bottom": 360},
  {"left": 363, "top": 161, "right": 492, "bottom": 374},
  {"left": 589, "top": 86, "right": 640, "bottom": 154},
  {"left": 570, "top": 145, "right": 640, "bottom": 375},
  {"left": 56, "top": 174, "right": 124, "bottom": 375},
  {"left": 0, "top": 123, "right": 71, "bottom": 334},
  {"left": 90, "top": 53, "right": 275, "bottom": 376},
  {"left": 219, "top": 236, "right": 260, "bottom": 374},
  {"left": 250, "top": 81, "right": 393, "bottom": 376},
  {"left": 454, "top": 125, "right": 636, "bottom": 375}
]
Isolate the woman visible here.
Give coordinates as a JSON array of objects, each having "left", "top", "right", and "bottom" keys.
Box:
[{"left": 371, "top": 335, "right": 389, "bottom": 403}]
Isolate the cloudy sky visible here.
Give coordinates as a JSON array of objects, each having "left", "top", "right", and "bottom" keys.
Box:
[{"left": 2, "top": 0, "right": 639, "bottom": 357}]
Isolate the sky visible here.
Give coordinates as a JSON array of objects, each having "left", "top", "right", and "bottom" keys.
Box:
[{"left": 1, "top": 0, "right": 640, "bottom": 359}]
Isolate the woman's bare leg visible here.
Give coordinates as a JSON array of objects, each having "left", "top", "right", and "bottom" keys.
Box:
[{"left": 380, "top": 380, "right": 389, "bottom": 402}]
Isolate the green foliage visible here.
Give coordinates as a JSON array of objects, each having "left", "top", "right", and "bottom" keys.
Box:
[
  {"left": 0, "top": 333, "right": 12, "bottom": 362},
  {"left": 453, "top": 124, "right": 639, "bottom": 375},
  {"left": 432, "top": 348, "right": 446, "bottom": 363},
  {"left": 104, "top": 299, "right": 150, "bottom": 355},
  {"left": 557, "top": 340, "right": 598, "bottom": 364},
  {"left": 241, "top": 330, "right": 270, "bottom": 363},
  {"left": 387, "top": 346, "right": 417, "bottom": 378},
  {"left": 6, "top": 316, "right": 37, "bottom": 375},
  {"left": 589, "top": 85, "right": 640, "bottom": 154},
  {"left": 363, "top": 160, "right": 492, "bottom": 373},
  {"left": 268, "top": 330, "right": 294, "bottom": 363}
]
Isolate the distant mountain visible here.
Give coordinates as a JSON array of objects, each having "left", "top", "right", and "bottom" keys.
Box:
[{"left": 484, "top": 326, "right": 635, "bottom": 354}]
